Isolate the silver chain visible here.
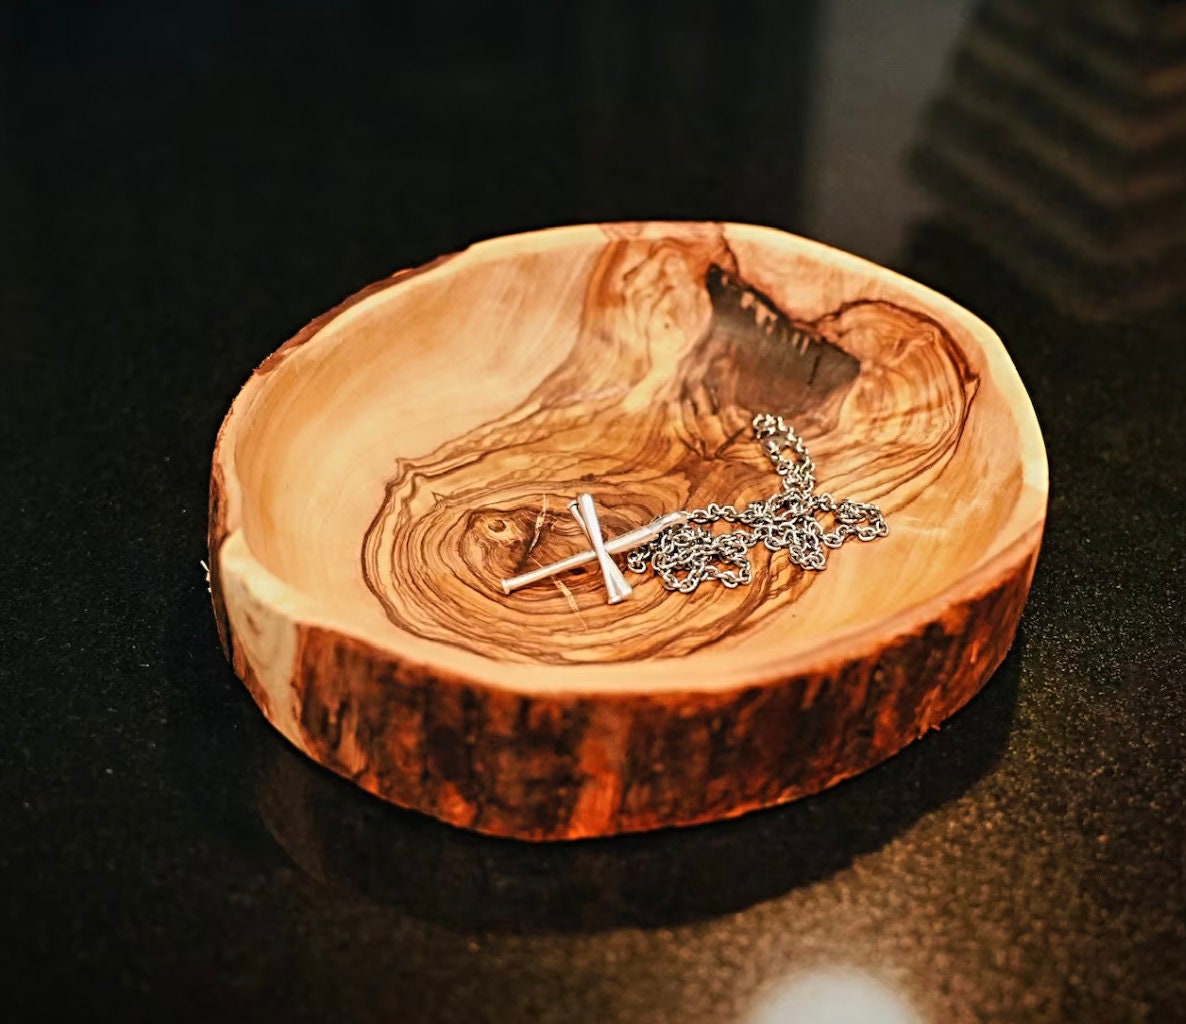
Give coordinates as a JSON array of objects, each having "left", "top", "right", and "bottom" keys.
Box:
[{"left": 625, "top": 413, "right": 889, "bottom": 593}]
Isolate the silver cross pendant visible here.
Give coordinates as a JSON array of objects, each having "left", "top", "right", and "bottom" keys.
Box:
[{"left": 500, "top": 494, "right": 688, "bottom": 605}]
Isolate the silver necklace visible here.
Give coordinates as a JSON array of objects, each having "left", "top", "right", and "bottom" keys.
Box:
[{"left": 500, "top": 413, "right": 888, "bottom": 604}]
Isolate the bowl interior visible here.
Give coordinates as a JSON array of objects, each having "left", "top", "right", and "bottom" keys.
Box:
[{"left": 228, "top": 223, "right": 1044, "bottom": 677}]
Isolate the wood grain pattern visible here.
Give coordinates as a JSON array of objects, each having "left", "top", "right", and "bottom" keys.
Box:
[
  {"left": 209, "top": 221, "right": 1047, "bottom": 840},
  {"left": 362, "top": 232, "right": 976, "bottom": 662}
]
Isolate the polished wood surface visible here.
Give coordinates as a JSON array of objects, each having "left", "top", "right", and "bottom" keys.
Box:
[{"left": 209, "top": 221, "right": 1047, "bottom": 840}]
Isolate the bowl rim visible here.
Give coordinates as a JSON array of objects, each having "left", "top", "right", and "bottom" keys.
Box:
[{"left": 210, "top": 220, "right": 1049, "bottom": 695}]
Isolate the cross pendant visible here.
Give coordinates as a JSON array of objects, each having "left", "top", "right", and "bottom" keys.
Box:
[{"left": 500, "top": 495, "right": 687, "bottom": 604}]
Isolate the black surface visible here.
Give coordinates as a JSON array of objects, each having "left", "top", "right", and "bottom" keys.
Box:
[{"left": 2, "top": 2, "right": 1185, "bottom": 1022}]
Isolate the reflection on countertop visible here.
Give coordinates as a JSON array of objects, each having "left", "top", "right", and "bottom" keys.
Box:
[{"left": 745, "top": 965, "right": 923, "bottom": 1024}]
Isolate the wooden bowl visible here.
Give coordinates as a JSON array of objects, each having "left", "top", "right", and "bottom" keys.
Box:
[{"left": 209, "top": 222, "right": 1047, "bottom": 841}]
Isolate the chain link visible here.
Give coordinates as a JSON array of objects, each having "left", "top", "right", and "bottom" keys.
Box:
[{"left": 625, "top": 413, "right": 889, "bottom": 592}]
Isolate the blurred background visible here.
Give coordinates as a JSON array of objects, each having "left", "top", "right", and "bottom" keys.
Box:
[
  {"left": 6, "top": 0, "right": 1186, "bottom": 339},
  {"left": 3, "top": 2, "right": 1184, "bottom": 1022}
]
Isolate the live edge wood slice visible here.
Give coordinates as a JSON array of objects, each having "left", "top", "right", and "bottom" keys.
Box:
[{"left": 209, "top": 221, "right": 1048, "bottom": 841}]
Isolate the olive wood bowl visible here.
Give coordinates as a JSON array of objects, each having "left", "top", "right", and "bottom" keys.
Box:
[{"left": 209, "top": 222, "right": 1047, "bottom": 840}]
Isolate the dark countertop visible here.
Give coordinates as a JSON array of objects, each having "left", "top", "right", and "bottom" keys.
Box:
[{"left": 2, "top": 2, "right": 1184, "bottom": 1021}]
